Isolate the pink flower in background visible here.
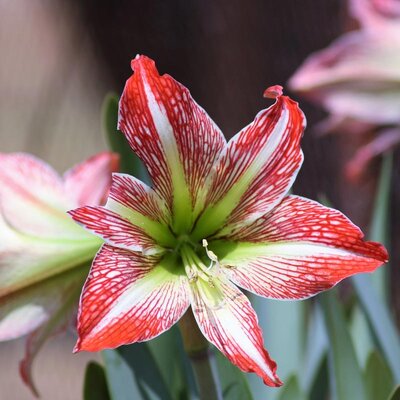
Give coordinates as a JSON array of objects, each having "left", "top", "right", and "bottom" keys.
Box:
[
  {"left": 289, "top": 0, "right": 400, "bottom": 179},
  {"left": 0, "top": 151, "right": 118, "bottom": 395},
  {"left": 70, "top": 55, "right": 387, "bottom": 386}
]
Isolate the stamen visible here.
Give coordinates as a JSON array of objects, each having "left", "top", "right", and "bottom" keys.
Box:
[
  {"left": 181, "top": 244, "right": 212, "bottom": 283},
  {"left": 184, "top": 264, "right": 198, "bottom": 283},
  {"left": 202, "top": 239, "right": 220, "bottom": 273}
]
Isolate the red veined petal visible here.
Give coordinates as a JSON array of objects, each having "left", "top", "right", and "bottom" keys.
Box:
[
  {"left": 75, "top": 245, "right": 190, "bottom": 351},
  {"left": 192, "top": 89, "right": 305, "bottom": 240},
  {"left": 68, "top": 206, "right": 164, "bottom": 255},
  {"left": 107, "top": 173, "right": 170, "bottom": 225},
  {"left": 118, "top": 55, "right": 226, "bottom": 232},
  {"left": 63, "top": 152, "right": 119, "bottom": 207},
  {"left": 214, "top": 195, "right": 387, "bottom": 300},
  {"left": 0, "top": 153, "right": 72, "bottom": 238},
  {"left": 190, "top": 277, "right": 282, "bottom": 386}
]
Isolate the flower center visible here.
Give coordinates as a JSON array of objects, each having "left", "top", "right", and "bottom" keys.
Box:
[{"left": 180, "top": 239, "right": 220, "bottom": 285}]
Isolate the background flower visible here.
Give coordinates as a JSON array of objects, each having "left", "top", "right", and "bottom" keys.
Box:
[
  {"left": 289, "top": 0, "right": 400, "bottom": 180},
  {"left": 0, "top": 151, "right": 118, "bottom": 394}
]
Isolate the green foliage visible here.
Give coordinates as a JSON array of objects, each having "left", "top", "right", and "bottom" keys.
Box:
[
  {"left": 83, "top": 362, "right": 110, "bottom": 400},
  {"left": 215, "top": 350, "right": 253, "bottom": 400},
  {"left": 387, "top": 386, "right": 400, "bottom": 400},
  {"left": 320, "top": 290, "right": 367, "bottom": 400},
  {"left": 277, "top": 375, "right": 306, "bottom": 400},
  {"left": 301, "top": 305, "right": 327, "bottom": 396},
  {"left": 103, "top": 343, "right": 174, "bottom": 400},
  {"left": 364, "top": 351, "right": 393, "bottom": 400},
  {"left": 147, "top": 326, "right": 195, "bottom": 400},
  {"left": 369, "top": 152, "right": 392, "bottom": 300}
]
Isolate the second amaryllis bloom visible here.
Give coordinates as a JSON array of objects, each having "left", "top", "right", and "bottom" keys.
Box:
[
  {"left": 70, "top": 55, "right": 388, "bottom": 386},
  {"left": 0, "top": 151, "right": 118, "bottom": 394}
]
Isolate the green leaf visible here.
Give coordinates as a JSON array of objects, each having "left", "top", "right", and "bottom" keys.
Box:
[
  {"left": 309, "top": 355, "right": 329, "bottom": 400},
  {"left": 103, "top": 343, "right": 175, "bottom": 400},
  {"left": 83, "top": 361, "right": 111, "bottom": 400},
  {"left": 102, "top": 349, "right": 144, "bottom": 400},
  {"left": 349, "top": 306, "right": 374, "bottom": 369},
  {"left": 102, "top": 93, "right": 148, "bottom": 181},
  {"left": 117, "top": 343, "right": 174, "bottom": 400},
  {"left": 387, "top": 386, "right": 400, "bottom": 400},
  {"left": 352, "top": 275, "right": 400, "bottom": 382},
  {"left": 277, "top": 375, "right": 307, "bottom": 400},
  {"left": 249, "top": 296, "right": 306, "bottom": 399},
  {"left": 215, "top": 350, "right": 253, "bottom": 400},
  {"left": 301, "top": 305, "right": 327, "bottom": 395},
  {"left": 147, "top": 326, "right": 195, "bottom": 400},
  {"left": 369, "top": 152, "right": 392, "bottom": 301},
  {"left": 364, "top": 351, "right": 393, "bottom": 400},
  {"left": 319, "top": 290, "right": 367, "bottom": 400}
]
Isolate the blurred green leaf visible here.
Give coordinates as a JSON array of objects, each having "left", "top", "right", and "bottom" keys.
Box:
[
  {"left": 147, "top": 326, "right": 195, "bottom": 400},
  {"left": 102, "top": 349, "right": 144, "bottom": 400},
  {"left": 84, "top": 361, "right": 111, "bottom": 400},
  {"left": 387, "top": 386, "right": 400, "bottom": 400},
  {"left": 352, "top": 151, "right": 400, "bottom": 382},
  {"left": 117, "top": 343, "right": 174, "bottom": 400},
  {"left": 353, "top": 275, "right": 400, "bottom": 382},
  {"left": 103, "top": 343, "right": 174, "bottom": 400},
  {"left": 102, "top": 93, "right": 148, "bottom": 181},
  {"left": 350, "top": 306, "right": 374, "bottom": 369},
  {"left": 320, "top": 290, "right": 366, "bottom": 400},
  {"left": 369, "top": 152, "right": 392, "bottom": 301},
  {"left": 301, "top": 305, "right": 327, "bottom": 395},
  {"left": 278, "top": 375, "right": 307, "bottom": 400},
  {"left": 309, "top": 355, "right": 329, "bottom": 400},
  {"left": 215, "top": 350, "right": 253, "bottom": 400},
  {"left": 364, "top": 351, "right": 393, "bottom": 400},
  {"left": 250, "top": 296, "right": 306, "bottom": 399}
]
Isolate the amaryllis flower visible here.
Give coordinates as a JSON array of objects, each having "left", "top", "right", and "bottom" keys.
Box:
[
  {"left": 70, "top": 55, "right": 387, "bottom": 386},
  {"left": 289, "top": 0, "right": 400, "bottom": 178},
  {"left": 0, "top": 151, "right": 118, "bottom": 394}
]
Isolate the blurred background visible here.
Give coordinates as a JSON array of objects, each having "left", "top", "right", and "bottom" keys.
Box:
[{"left": 1, "top": 0, "right": 399, "bottom": 398}]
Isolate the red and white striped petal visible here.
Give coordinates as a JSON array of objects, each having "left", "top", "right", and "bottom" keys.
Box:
[
  {"left": 106, "top": 173, "right": 171, "bottom": 226},
  {"left": 192, "top": 87, "right": 305, "bottom": 240},
  {"left": 75, "top": 245, "right": 190, "bottom": 351},
  {"left": 118, "top": 55, "right": 226, "bottom": 233},
  {"left": 213, "top": 196, "right": 388, "bottom": 300},
  {"left": 63, "top": 152, "right": 119, "bottom": 207},
  {"left": 68, "top": 206, "right": 164, "bottom": 255},
  {"left": 190, "top": 277, "right": 282, "bottom": 386},
  {"left": 0, "top": 153, "right": 75, "bottom": 238}
]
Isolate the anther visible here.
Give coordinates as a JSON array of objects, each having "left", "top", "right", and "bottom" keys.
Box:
[{"left": 202, "top": 238, "right": 220, "bottom": 273}]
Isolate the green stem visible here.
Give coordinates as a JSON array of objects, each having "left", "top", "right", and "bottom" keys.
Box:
[{"left": 178, "top": 310, "right": 223, "bottom": 400}]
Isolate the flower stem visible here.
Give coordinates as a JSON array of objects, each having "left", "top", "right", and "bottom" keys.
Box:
[{"left": 178, "top": 310, "right": 223, "bottom": 400}]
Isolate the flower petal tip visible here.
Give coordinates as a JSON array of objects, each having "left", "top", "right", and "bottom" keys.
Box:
[
  {"left": 263, "top": 85, "right": 283, "bottom": 99},
  {"left": 268, "top": 375, "right": 283, "bottom": 387},
  {"left": 131, "top": 54, "right": 156, "bottom": 73},
  {"left": 374, "top": 242, "right": 389, "bottom": 263},
  {"left": 72, "top": 340, "right": 82, "bottom": 354}
]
